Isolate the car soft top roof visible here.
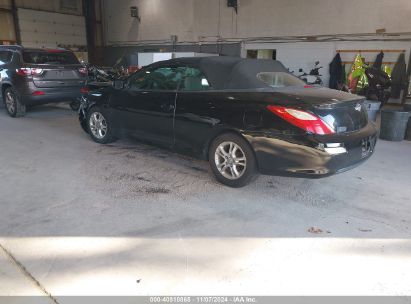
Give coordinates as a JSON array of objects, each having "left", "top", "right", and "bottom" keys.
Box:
[{"left": 152, "top": 56, "right": 290, "bottom": 90}]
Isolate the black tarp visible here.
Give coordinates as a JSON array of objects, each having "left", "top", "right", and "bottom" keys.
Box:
[
  {"left": 372, "top": 51, "right": 384, "bottom": 70},
  {"left": 329, "top": 53, "right": 343, "bottom": 89},
  {"left": 391, "top": 53, "right": 407, "bottom": 99}
]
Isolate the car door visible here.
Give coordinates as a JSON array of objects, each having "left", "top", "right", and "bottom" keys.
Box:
[
  {"left": 109, "top": 65, "right": 183, "bottom": 146},
  {"left": 174, "top": 65, "right": 246, "bottom": 156},
  {"left": 174, "top": 66, "right": 219, "bottom": 155}
]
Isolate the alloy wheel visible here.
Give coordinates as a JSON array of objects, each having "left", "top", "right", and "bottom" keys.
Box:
[
  {"left": 214, "top": 141, "right": 247, "bottom": 180},
  {"left": 89, "top": 112, "right": 108, "bottom": 139}
]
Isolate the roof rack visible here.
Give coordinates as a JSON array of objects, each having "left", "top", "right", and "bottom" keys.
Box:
[{"left": 0, "top": 45, "right": 23, "bottom": 50}]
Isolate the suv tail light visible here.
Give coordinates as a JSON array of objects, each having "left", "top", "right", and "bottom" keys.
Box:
[
  {"left": 267, "top": 105, "right": 335, "bottom": 135},
  {"left": 32, "top": 91, "right": 45, "bottom": 96},
  {"left": 16, "top": 68, "right": 44, "bottom": 77}
]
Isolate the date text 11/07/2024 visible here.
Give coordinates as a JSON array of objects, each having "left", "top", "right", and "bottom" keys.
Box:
[{"left": 149, "top": 296, "right": 257, "bottom": 303}]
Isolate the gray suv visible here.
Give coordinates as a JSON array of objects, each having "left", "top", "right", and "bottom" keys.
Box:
[{"left": 0, "top": 45, "right": 86, "bottom": 117}]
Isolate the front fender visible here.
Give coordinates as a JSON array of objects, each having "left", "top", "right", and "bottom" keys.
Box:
[
  {"left": 78, "top": 97, "right": 92, "bottom": 134},
  {"left": 78, "top": 88, "right": 112, "bottom": 133}
]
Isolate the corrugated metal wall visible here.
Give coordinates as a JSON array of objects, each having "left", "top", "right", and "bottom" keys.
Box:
[
  {"left": 0, "top": 0, "right": 86, "bottom": 48},
  {"left": 18, "top": 8, "right": 86, "bottom": 48},
  {"left": 0, "top": 0, "right": 11, "bottom": 9},
  {"left": 0, "top": 11, "right": 15, "bottom": 42},
  {"left": 0, "top": 0, "right": 14, "bottom": 44},
  {"left": 14, "top": 0, "right": 83, "bottom": 15}
]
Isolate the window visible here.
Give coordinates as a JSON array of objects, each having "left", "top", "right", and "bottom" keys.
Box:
[
  {"left": 180, "top": 67, "right": 211, "bottom": 91},
  {"left": 129, "top": 66, "right": 183, "bottom": 91},
  {"left": 0, "top": 51, "right": 12, "bottom": 65},
  {"left": 22, "top": 51, "right": 80, "bottom": 65},
  {"left": 246, "top": 49, "right": 276, "bottom": 60},
  {"left": 257, "top": 72, "right": 305, "bottom": 88}
]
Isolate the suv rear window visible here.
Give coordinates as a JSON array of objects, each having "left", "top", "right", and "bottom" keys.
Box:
[
  {"left": 257, "top": 72, "right": 305, "bottom": 88},
  {"left": 22, "top": 50, "right": 80, "bottom": 65}
]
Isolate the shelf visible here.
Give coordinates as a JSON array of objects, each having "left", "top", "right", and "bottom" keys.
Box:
[
  {"left": 342, "top": 61, "right": 397, "bottom": 65},
  {"left": 337, "top": 49, "right": 406, "bottom": 53}
]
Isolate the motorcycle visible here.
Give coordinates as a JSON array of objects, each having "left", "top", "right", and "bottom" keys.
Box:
[
  {"left": 297, "top": 61, "right": 323, "bottom": 86},
  {"left": 361, "top": 66, "right": 391, "bottom": 104},
  {"left": 346, "top": 61, "right": 391, "bottom": 104},
  {"left": 70, "top": 63, "right": 129, "bottom": 111}
]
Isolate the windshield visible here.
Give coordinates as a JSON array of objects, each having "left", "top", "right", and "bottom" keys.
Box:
[
  {"left": 23, "top": 51, "right": 80, "bottom": 65},
  {"left": 257, "top": 72, "right": 305, "bottom": 88}
]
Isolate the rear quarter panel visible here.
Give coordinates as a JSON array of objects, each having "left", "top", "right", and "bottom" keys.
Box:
[{"left": 173, "top": 90, "right": 307, "bottom": 159}]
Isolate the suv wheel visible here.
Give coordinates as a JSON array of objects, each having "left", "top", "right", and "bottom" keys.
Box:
[
  {"left": 87, "top": 107, "right": 116, "bottom": 144},
  {"left": 3, "top": 87, "right": 26, "bottom": 117},
  {"left": 209, "top": 133, "right": 258, "bottom": 187}
]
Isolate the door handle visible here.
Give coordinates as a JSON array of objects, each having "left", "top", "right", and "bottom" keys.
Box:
[{"left": 161, "top": 104, "right": 175, "bottom": 112}]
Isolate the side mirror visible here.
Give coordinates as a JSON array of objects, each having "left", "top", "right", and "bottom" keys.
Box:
[{"left": 113, "top": 80, "right": 125, "bottom": 90}]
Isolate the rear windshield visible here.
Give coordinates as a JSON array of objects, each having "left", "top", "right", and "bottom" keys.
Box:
[
  {"left": 257, "top": 72, "right": 305, "bottom": 88},
  {"left": 22, "top": 51, "right": 80, "bottom": 65}
]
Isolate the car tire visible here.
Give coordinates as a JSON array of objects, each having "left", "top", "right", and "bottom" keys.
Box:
[
  {"left": 3, "top": 87, "right": 26, "bottom": 118},
  {"left": 209, "top": 133, "right": 258, "bottom": 187},
  {"left": 86, "top": 106, "right": 116, "bottom": 144}
]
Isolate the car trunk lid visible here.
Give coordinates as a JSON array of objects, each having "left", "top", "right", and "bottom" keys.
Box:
[
  {"left": 30, "top": 64, "right": 85, "bottom": 88},
  {"left": 22, "top": 50, "right": 85, "bottom": 88},
  {"left": 276, "top": 86, "right": 368, "bottom": 133}
]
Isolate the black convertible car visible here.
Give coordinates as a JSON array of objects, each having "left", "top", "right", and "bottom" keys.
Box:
[{"left": 79, "top": 56, "right": 377, "bottom": 187}]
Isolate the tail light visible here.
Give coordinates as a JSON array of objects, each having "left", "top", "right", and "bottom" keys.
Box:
[
  {"left": 16, "top": 68, "right": 43, "bottom": 77},
  {"left": 78, "top": 67, "right": 88, "bottom": 76},
  {"left": 267, "top": 105, "right": 335, "bottom": 135},
  {"left": 80, "top": 87, "right": 90, "bottom": 94},
  {"left": 32, "top": 91, "right": 45, "bottom": 96}
]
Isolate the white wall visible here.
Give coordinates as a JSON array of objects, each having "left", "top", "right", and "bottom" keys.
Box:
[
  {"left": 244, "top": 41, "right": 411, "bottom": 86},
  {"left": 104, "top": 0, "right": 194, "bottom": 44},
  {"left": 103, "top": 0, "right": 411, "bottom": 45},
  {"left": 103, "top": 0, "right": 411, "bottom": 85}
]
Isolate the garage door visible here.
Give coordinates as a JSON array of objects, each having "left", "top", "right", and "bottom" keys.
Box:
[{"left": 17, "top": 8, "right": 86, "bottom": 48}]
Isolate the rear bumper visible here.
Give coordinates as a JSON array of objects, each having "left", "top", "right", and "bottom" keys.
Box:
[
  {"left": 244, "top": 122, "right": 378, "bottom": 178},
  {"left": 13, "top": 78, "right": 83, "bottom": 105},
  {"left": 20, "top": 88, "right": 82, "bottom": 105}
]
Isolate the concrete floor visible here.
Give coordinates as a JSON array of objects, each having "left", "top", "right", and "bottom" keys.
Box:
[{"left": 0, "top": 104, "right": 410, "bottom": 298}]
